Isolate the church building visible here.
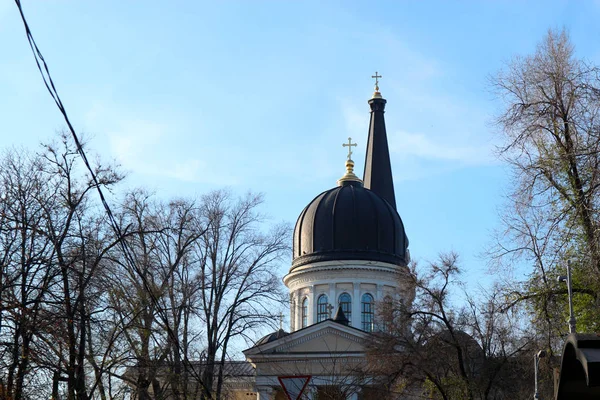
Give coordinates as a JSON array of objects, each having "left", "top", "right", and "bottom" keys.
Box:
[{"left": 243, "top": 79, "right": 414, "bottom": 400}]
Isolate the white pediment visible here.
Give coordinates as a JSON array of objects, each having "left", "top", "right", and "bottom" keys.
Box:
[
  {"left": 244, "top": 321, "right": 371, "bottom": 379},
  {"left": 244, "top": 320, "right": 369, "bottom": 357}
]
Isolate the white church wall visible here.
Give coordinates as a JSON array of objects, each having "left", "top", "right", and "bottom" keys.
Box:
[{"left": 284, "top": 260, "right": 413, "bottom": 331}]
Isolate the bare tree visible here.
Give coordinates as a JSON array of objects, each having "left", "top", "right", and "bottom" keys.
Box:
[
  {"left": 0, "top": 133, "right": 123, "bottom": 400},
  {"left": 196, "top": 190, "right": 289, "bottom": 400},
  {"left": 0, "top": 135, "right": 289, "bottom": 400},
  {"left": 109, "top": 189, "right": 290, "bottom": 400},
  {"left": 490, "top": 28, "right": 600, "bottom": 338},
  {"left": 41, "top": 134, "right": 122, "bottom": 400},
  {"left": 367, "top": 253, "right": 537, "bottom": 400},
  {"left": 0, "top": 148, "right": 58, "bottom": 399},
  {"left": 108, "top": 190, "right": 206, "bottom": 400}
]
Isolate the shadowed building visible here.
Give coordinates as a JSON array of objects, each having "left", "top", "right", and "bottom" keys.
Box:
[
  {"left": 243, "top": 78, "right": 415, "bottom": 399},
  {"left": 555, "top": 333, "right": 600, "bottom": 399}
]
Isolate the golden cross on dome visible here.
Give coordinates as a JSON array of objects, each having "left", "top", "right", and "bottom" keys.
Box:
[
  {"left": 342, "top": 137, "right": 357, "bottom": 160},
  {"left": 372, "top": 71, "right": 382, "bottom": 90}
]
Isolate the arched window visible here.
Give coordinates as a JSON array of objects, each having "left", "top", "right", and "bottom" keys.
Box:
[
  {"left": 338, "top": 293, "right": 352, "bottom": 322},
  {"left": 301, "top": 298, "right": 308, "bottom": 328},
  {"left": 361, "top": 293, "right": 374, "bottom": 332},
  {"left": 317, "top": 294, "right": 329, "bottom": 322}
]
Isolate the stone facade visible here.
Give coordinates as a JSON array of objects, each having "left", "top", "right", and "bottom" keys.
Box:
[{"left": 284, "top": 260, "right": 413, "bottom": 332}]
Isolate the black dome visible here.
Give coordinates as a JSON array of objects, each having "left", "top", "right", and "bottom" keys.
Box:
[
  {"left": 255, "top": 329, "right": 289, "bottom": 346},
  {"left": 292, "top": 181, "right": 409, "bottom": 269}
]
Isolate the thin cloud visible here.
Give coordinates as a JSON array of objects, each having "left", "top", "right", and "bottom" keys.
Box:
[
  {"left": 0, "top": 2, "right": 11, "bottom": 22},
  {"left": 106, "top": 118, "right": 240, "bottom": 185},
  {"left": 341, "top": 105, "right": 494, "bottom": 165},
  {"left": 389, "top": 130, "right": 494, "bottom": 165}
]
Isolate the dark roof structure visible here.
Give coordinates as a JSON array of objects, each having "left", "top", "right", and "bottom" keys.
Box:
[
  {"left": 292, "top": 179, "right": 408, "bottom": 269},
  {"left": 333, "top": 307, "right": 349, "bottom": 326},
  {"left": 363, "top": 94, "right": 396, "bottom": 210},
  {"left": 291, "top": 89, "right": 408, "bottom": 269},
  {"left": 255, "top": 329, "right": 290, "bottom": 346},
  {"left": 556, "top": 333, "right": 600, "bottom": 399},
  {"left": 124, "top": 360, "right": 255, "bottom": 381}
]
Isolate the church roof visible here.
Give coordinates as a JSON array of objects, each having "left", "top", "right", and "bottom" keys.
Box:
[
  {"left": 292, "top": 180, "right": 408, "bottom": 269},
  {"left": 363, "top": 90, "right": 396, "bottom": 210},
  {"left": 333, "top": 307, "right": 349, "bottom": 326},
  {"left": 292, "top": 84, "right": 408, "bottom": 269},
  {"left": 124, "top": 360, "right": 255, "bottom": 381},
  {"left": 255, "top": 328, "right": 290, "bottom": 346}
]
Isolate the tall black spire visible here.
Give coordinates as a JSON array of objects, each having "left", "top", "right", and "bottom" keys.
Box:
[{"left": 363, "top": 75, "right": 396, "bottom": 210}]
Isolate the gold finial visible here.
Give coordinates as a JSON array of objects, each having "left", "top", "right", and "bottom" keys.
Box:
[
  {"left": 371, "top": 71, "right": 382, "bottom": 98},
  {"left": 342, "top": 137, "right": 357, "bottom": 160},
  {"left": 337, "top": 137, "right": 363, "bottom": 186}
]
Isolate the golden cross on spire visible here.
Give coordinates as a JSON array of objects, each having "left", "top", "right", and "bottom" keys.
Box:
[
  {"left": 342, "top": 137, "right": 357, "bottom": 160},
  {"left": 372, "top": 71, "right": 382, "bottom": 91}
]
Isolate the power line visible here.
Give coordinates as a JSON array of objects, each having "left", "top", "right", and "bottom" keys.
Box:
[{"left": 12, "top": 0, "right": 212, "bottom": 395}]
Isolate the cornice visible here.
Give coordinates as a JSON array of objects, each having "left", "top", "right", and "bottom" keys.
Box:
[
  {"left": 275, "top": 327, "right": 366, "bottom": 353},
  {"left": 244, "top": 320, "right": 369, "bottom": 356},
  {"left": 284, "top": 261, "right": 411, "bottom": 288}
]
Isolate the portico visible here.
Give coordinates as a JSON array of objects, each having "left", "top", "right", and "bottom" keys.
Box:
[{"left": 244, "top": 319, "right": 369, "bottom": 400}]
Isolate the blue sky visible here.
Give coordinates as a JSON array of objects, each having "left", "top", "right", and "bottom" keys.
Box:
[{"left": 2, "top": 1, "right": 600, "bottom": 294}]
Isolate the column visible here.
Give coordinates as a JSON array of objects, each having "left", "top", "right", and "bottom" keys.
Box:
[
  {"left": 288, "top": 292, "right": 292, "bottom": 332},
  {"left": 376, "top": 284, "right": 383, "bottom": 301},
  {"left": 294, "top": 290, "right": 301, "bottom": 331},
  {"left": 352, "top": 282, "right": 361, "bottom": 330},
  {"left": 376, "top": 284, "right": 384, "bottom": 332},
  {"left": 329, "top": 283, "right": 337, "bottom": 317},
  {"left": 308, "top": 285, "right": 315, "bottom": 325},
  {"left": 257, "top": 386, "right": 273, "bottom": 400}
]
